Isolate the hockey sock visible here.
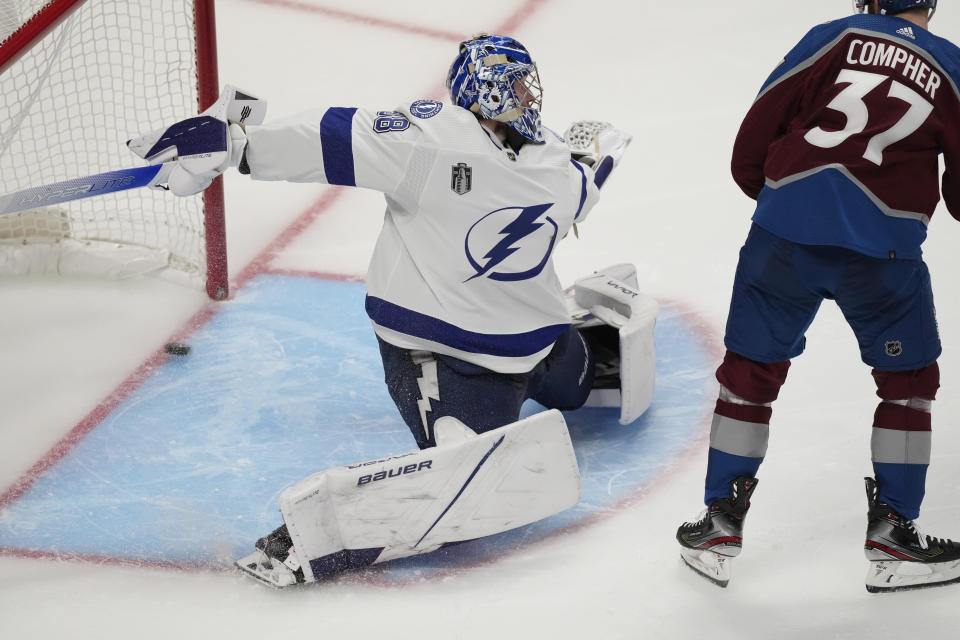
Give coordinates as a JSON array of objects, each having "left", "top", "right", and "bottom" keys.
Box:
[
  {"left": 704, "top": 396, "right": 769, "bottom": 505},
  {"left": 872, "top": 401, "right": 931, "bottom": 520},
  {"left": 705, "top": 352, "right": 789, "bottom": 505},
  {"left": 870, "top": 364, "right": 938, "bottom": 520}
]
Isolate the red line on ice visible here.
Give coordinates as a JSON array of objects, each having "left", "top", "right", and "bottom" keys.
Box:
[
  {"left": 0, "top": 547, "right": 226, "bottom": 574},
  {"left": 240, "top": 0, "right": 466, "bottom": 41},
  {"left": 233, "top": 185, "right": 347, "bottom": 289},
  {"left": 264, "top": 267, "right": 366, "bottom": 282},
  {"left": 0, "top": 304, "right": 219, "bottom": 510},
  {"left": 240, "top": 0, "right": 551, "bottom": 45}
]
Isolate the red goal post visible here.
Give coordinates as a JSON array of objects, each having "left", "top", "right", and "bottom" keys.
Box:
[{"left": 0, "top": 0, "right": 229, "bottom": 300}]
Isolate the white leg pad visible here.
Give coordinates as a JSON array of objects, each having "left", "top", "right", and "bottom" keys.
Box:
[
  {"left": 569, "top": 263, "right": 659, "bottom": 424},
  {"left": 278, "top": 409, "right": 581, "bottom": 582}
]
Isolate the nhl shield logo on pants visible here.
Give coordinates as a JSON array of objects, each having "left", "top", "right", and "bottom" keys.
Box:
[{"left": 451, "top": 162, "right": 472, "bottom": 195}]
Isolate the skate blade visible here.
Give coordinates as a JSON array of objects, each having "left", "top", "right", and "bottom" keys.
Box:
[
  {"left": 680, "top": 548, "right": 731, "bottom": 588},
  {"left": 866, "top": 559, "right": 960, "bottom": 593},
  {"left": 235, "top": 550, "right": 299, "bottom": 589}
]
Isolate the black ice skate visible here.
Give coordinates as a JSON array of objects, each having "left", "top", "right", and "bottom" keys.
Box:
[
  {"left": 235, "top": 524, "right": 306, "bottom": 588},
  {"left": 863, "top": 477, "right": 960, "bottom": 593},
  {"left": 676, "top": 476, "right": 758, "bottom": 587}
]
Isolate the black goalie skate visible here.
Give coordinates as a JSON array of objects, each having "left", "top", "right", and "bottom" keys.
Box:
[
  {"left": 676, "top": 476, "right": 758, "bottom": 587},
  {"left": 235, "top": 524, "right": 306, "bottom": 588},
  {"left": 863, "top": 477, "right": 960, "bottom": 593}
]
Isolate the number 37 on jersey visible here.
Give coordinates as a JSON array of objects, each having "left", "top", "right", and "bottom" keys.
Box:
[{"left": 805, "top": 38, "right": 941, "bottom": 167}]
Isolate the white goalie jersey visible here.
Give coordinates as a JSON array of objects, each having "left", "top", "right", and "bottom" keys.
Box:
[{"left": 244, "top": 99, "right": 601, "bottom": 373}]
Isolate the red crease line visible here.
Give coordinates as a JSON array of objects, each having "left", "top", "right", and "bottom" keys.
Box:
[
  {"left": 241, "top": 0, "right": 466, "bottom": 42},
  {"left": 0, "top": 547, "right": 225, "bottom": 573}
]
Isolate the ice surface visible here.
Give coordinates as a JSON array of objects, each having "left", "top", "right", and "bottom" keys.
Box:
[{"left": 2, "top": 1, "right": 960, "bottom": 638}]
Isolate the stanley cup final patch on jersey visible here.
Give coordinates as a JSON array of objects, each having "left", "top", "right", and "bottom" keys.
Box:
[{"left": 451, "top": 162, "right": 472, "bottom": 195}]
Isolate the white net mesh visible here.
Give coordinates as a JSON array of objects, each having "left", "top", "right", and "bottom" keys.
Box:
[{"left": 0, "top": 0, "right": 207, "bottom": 280}]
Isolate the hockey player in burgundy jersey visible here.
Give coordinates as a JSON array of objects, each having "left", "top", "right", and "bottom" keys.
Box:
[{"left": 677, "top": 0, "right": 960, "bottom": 592}]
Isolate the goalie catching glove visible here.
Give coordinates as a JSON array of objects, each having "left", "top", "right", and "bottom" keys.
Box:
[
  {"left": 564, "top": 121, "right": 632, "bottom": 188},
  {"left": 127, "top": 85, "right": 266, "bottom": 196}
]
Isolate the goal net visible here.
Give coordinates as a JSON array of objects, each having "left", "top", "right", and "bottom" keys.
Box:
[{"left": 0, "top": 0, "right": 228, "bottom": 299}]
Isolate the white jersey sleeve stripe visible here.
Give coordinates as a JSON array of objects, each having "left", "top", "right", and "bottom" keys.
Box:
[{"left": 319, "top": 107, "right": 358, "bottom": 186}]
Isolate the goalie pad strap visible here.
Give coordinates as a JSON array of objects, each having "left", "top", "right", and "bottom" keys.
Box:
[{"left": 278, "top": 410, "right": 581, "bottom": 582}]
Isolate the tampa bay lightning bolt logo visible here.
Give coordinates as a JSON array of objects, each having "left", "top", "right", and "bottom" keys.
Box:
[
  {"left": 464, "top": 203, "right": 558, "bottom": 282},
  {"left": 409, "top": 99, "right": 443, "bottom": 119}
]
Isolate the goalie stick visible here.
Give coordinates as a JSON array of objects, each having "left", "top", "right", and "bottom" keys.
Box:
[{"left": 0, "top": 163, "right": 175, "bottom": 217}]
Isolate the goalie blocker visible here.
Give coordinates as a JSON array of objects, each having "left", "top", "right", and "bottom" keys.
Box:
[{"left": 236, "top": 409, "right": 581, "bottom": 587}]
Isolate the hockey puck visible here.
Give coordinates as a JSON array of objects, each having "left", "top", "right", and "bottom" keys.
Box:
[{"left": 164, "top": 342, "right": 191, "bottom": 356}]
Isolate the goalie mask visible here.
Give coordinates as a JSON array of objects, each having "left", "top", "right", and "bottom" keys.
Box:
[
  {"left": 853, "top": 0, "right": 936, "bottom": 15},
  {"left": 446, "top": 34, "right": 544, "bottom": 143}
]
